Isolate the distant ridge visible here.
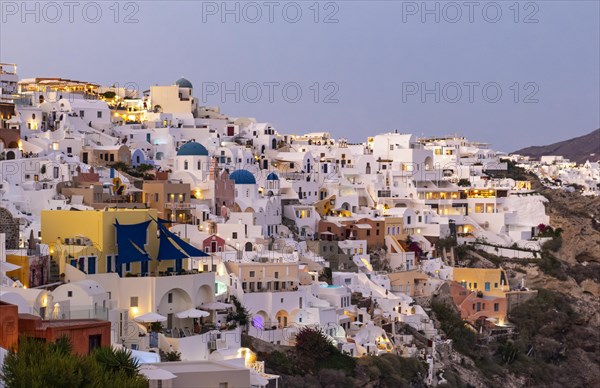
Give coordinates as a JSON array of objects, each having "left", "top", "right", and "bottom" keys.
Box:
[{"left": 513, "top": 128, "right": 600, "bottom": 164}]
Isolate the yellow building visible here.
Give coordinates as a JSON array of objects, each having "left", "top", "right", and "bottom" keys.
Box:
[
  {"left": 41, "top": 208, "right": 159, "bottom": 276},
  {"left": 5, "top": 253, "right": 30, "bottom": 287},
  {"left": 453, "top": 268, "right": 510, "bottom": 298},
  {"left": 384, "top": 216, "right": 407, "bottom": 239}
]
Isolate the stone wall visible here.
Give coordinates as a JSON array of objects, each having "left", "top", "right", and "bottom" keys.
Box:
[{"left": 0, "top": 207, "right": 19, "bottom": 249}]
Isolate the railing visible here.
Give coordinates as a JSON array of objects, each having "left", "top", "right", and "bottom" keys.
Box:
[
  {"left": 164, "top": 202, "right": 193, "bottom": 210},
  {"left": 34, "top": 306, "right": 109, "bottom": 321}
]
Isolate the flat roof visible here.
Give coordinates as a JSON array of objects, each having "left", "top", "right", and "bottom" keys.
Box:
[{"left": 151, "top": 360, "right": 246, "bottom": 374}]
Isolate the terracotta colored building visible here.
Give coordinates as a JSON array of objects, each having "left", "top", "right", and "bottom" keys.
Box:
[
  {"left": 202, "top": 234, "right": 225, "bottom": 253},
  {"left": 0, "top": 102, "right": 19, "bottom": 149},
  {"left": 210, "top": 159, "right": 235, "bottom": 216},
  {"left": 18, "top": 314, "right": 111, "bottom": 355},
  {"left": 449, "top": 282, "right": 508, "bottom": 326},
  {"left": 143, "top": 180, "right": 192, "bottom": 223},
  {"left": 317, "top": 217, "right": 385, "bottom": 250},
  {"left": 0, "top": 302, "right": 19, "bottom": 351}
]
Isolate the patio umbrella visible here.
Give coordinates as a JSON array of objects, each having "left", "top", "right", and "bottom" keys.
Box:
[
  {"left": 139, "top": 365, "right": 177, "bottom": 381},
  {"left": 134, "top": 312, "right": 167, "bottom": 323},
  {"left": 200, "top": 301, "right": 233, "bottom": 310},
  {"left": 175, "top": 308, "right": 210, "bottom": 319}
]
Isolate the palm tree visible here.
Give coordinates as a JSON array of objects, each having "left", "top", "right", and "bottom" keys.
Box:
[{"left": 93, "top": 346, "right": 140, "bottom": 378}]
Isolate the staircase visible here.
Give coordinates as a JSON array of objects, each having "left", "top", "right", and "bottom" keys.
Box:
[{"left": 48, "top": 259, "right": 60, "bottom": 283}]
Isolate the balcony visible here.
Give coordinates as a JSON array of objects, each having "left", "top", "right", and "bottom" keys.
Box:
[{"left": 164, "top": 202, "right": 192, "bottom": 210}]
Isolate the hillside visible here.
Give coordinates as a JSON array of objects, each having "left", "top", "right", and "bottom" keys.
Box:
[{"left": 514, "top": 128, "right": 600, "bottom": 164}]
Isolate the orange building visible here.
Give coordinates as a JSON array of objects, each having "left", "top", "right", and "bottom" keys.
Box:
[
  {"left": 18, "top": 314, "right": 111, "bottom": 355},
  {"left": 449, "top": 282, "right": 508, "bottom": 326},
  {"left": 0, "top": 302, "right": 19, "bottom": 351}
]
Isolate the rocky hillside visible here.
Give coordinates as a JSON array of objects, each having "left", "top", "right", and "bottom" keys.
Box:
[
  {"left": 430, "top": 171, "right": 600, "bottom": 388},
  {"left": 513, "top": 128, "right": 600, "bottom": 164}
]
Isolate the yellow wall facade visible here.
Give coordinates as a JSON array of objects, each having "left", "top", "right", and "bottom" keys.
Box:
[
  {"left": 453, "top": 268, "right": 509, "bottom": 297},
  {"left": 41, "top": 209, "right": 159, "bottom": 275},
  {"left": 6, "top": 254, "right": 30, "bottom": 287}
]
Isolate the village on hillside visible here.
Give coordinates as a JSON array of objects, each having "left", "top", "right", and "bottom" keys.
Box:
[{"left": 0, "top": 64, "right": 597, "bottom": 387}]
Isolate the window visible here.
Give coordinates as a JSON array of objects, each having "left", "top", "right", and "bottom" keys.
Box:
[
  {"left": 485, "top": 282, "right": 491, "bottom": 292},
  {"left": 67, "top": 147, "right": 72, "bottom": 154},
  {"left": 68, "top": 291, "right": 73, "bottom": 297},
  {"left": 274, "top": 272, "right": 279, "bottom": 279},
  {"left": 167, "top": 293, "right": 173, "bottom": 303},
  {"left": 257, "top": 282, "right": 262, "bottom": 289},
  {"left": 242, "top": 282, "right": 247, "bottom": 290},
  {"left": 474, "top": 282, "right": 478, "bottom": 289},
  {"left": 232, "top": 232, "right": 238, "bottom": 239},
  {"left": 494, "top": 303, "right": 499, "bottom": 312},
  {"left": 130, "top": 297, "right": 138, "bottom": 307},
  {"left": 249, "top": 271, "right": 255, "bottom": 278},
  {"left": 97, "top": 111, "right": 102, "bottom": 118},
  {"left": 219, "top": 383, "right": 228, "bottom": 388},
  {"left": 494, "top": 282, "right": 498, "bottom": 288},
  {"left": 79, "top": 110, "right": 85, "bottom": 117}
]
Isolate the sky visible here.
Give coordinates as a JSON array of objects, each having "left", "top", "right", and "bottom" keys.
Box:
[{"left": 1, "top": 0, "right": 599, "bottom": 152}]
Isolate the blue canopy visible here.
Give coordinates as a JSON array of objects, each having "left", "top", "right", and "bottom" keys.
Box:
[
  {"left": 115, "top": 220, "right": 151, "bottom": 265},
  {"left": 155, "top": 221, "right": 209, "bottom": 260},
  {"left": 156, "top": 231, "right": 188, "bottom": 261}
]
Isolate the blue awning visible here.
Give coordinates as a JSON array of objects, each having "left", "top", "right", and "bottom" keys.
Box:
[
  {"left": 115, "top": 220, "right": 151, "bottom": 265},
  {"left": 155, "top": 221, "right": 209, "bottom": 260},
  {"left": 156, "top": 231, "right": 188, "bottom": 261}
]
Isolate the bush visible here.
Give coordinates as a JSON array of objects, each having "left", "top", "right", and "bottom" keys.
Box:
[
  {"left": 358, "top": 354, "right": 427, "bottom": 387},
  {"left": 162, "top": 350, "right": 181, "bottom": 362},
  {"left": 431, "top": 301, "right": 477, "bottom": 355},
  {"left": 538, "top": 253, "right": 567, "bottom": 280},
  {"left": 542, "top": 236, "right": 563, "bottom": 252},
  {"left": 1, "top": 337, "right": 147, "bottom": 388}
]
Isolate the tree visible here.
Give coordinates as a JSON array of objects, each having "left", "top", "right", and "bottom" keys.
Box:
[
  {"left": 227, "top": 295, "right": 250, "bottom": 328},
  {"left": 457, "top": 178, "right": 471, "bottom": 187},
  {"left": 93, "top": 346, "right": 141, "bottom": 378},
  {"left": 295, "top": 327, "right": 354, "bottom": 373},
  {"left": 1, "top": 337, "right": 148, "bottom": 388}
]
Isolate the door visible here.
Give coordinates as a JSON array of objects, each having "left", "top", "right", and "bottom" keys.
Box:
[
  {"left": 87, "top": 257, "right": 96, "bottom": 274},
  {"left": 88, "top": 334, "right": 101, "bottom": 353},
  {"left": 175, "top": 259, "right": 182, "bottom": 273},
  {"left": 141, "top": 261, "right": 148, "bottom": 274},
  {"left": 167, "top": 313, "right": 173, "bottom": 329},
  {"left": 82, "top": 152, "right": 88, "bottom": 164}
]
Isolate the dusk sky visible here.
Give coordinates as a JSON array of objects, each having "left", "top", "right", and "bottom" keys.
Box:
[{"left": 1, "top": 0, "right": 598, "bottom": 151}]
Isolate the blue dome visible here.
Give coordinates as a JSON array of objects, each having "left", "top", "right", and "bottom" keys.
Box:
[
  {"left": 175, "top": 77, "right": 193, "bottom": 89},
  {"left": 230, "top": 170, "right": 256, "bottom": 185},
  {"left": 266, "top": 172, "right": 279, "bottom": 181},
  {"left": 177, "top": 141, "right": 208, "bottom": 156}
]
